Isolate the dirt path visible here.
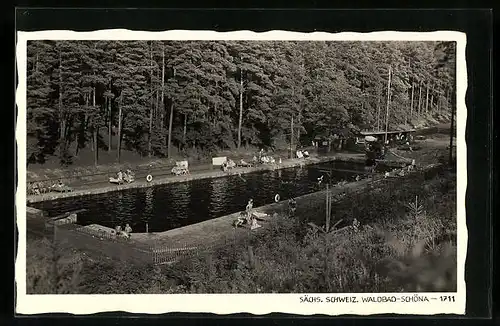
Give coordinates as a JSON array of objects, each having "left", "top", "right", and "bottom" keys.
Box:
[{"left": 26, "top": 153, "right": 366, "bottom": 203}]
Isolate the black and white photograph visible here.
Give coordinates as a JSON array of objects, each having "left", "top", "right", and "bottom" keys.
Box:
[{"left": 16, "top": 30, "right": 467, "bottom": 315}]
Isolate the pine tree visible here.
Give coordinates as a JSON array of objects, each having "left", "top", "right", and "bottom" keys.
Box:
[
  {"left": 114, "top": 41, "right": 151, "bottom": 161},
  {"left": 25, "top": 40, "right": 457, "bottom": 166},
  {"left": 26, "top": 41, "right": 58, "bottom": 163}
]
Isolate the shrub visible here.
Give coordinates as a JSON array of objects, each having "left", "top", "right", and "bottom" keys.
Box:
[
  {"left": 26, "top": 238, "right": 82, "bottom": 294},
  {"left": 25, "top": 167, "right": 457, "bottom": 294},
  {"left": 151, "top": 168, "right": 457, "bottom": 294}
]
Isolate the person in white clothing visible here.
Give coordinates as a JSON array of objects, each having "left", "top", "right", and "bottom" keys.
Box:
[
  {"left": 246, "top": 199, "right": 254, "bottom": 222},
  {"left": 117, "top": 170, "right": 123, "bottom": 182}
]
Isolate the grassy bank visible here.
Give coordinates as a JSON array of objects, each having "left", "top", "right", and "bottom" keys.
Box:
[{"left": 26, "top": 165, "right": 456, "bottom": 294}]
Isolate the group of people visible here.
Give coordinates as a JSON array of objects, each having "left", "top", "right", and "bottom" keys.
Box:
[
  {"left": 171, "top": 161, "right": 190, "bottom": 175},
  {"left": 111, "top": 169, "right": 135, "bottom": 184},
  {"left": 221, "top": 158, "right": 236, "bottom": 172},
  {"left": 233, "top": 197, "right": 298, "bottom": 229},
  {"left": 237, "top": 159, "right": 253, "bottom": 167},
  {"left": 233, "top": 199, "right": 262, "bottom": 230},
  {"left": 252, "top": 149, "right": 278, "bottom": 165},
  {"left": 383, "top": 160, "right": 417, "bottom": 178},
  {"left": 114, "top": 223, "right": 133, "bottom": 238},
  {"left": 28, "top": 179, "right": 72, "bottom": 195},
  {"left": 28, "top": 182, "right": 45, "bottom": 195},
  {"left": 382, "top": 133, "right": 414, "bottom": 147},
  {"left": 296, "top": 149, "right": 310, "bottom": 159},
  {"left": 52, "top": 180, "right": 72, "bottom": 191}
]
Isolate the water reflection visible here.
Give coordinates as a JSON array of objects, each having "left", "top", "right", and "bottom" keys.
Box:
[
  {"left": 210, "top": 176, "right": 231, "bottom": 216},
  {"left": 145, "top": 187, "right": 154, "bottom": 215},
  {"left": 295, "top": 165, "right": 306, "bottom": 179},
  {"left": 114, "top": 192, "right": 127, "bottom": 225}
]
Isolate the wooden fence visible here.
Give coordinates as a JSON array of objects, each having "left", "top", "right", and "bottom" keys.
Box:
[{"left": 149, "top": 235, "right": 236, "bottom": 265}]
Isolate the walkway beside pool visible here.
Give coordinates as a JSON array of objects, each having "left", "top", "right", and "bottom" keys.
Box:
[
  {"left": 129, "top": 173, "right": 387, "bottom": 248},
  {"left": 129, "top": 162, "right": 438, "bottom": 264},
  {"left": 26, "top": 153, "right": 371, "bottom": 203}
]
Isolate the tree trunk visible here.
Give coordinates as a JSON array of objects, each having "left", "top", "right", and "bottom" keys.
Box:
[
  {"left": 76, "top": 115, "right": 83, "bottom": 157},
  {"left": 167, "top": 101, "right": 174, "bottom": 159},
  {"left": 425, "top": 81, "right": 430, "bottom": 114},
  {"left": 376, "top": 92, "right": 381, "bottom": 131},
  {"left": 148, "top": 42, "right": 154, "bottom": 158},
  {"left": 438, "top": 90, "right": 448, "bottom": 114},
  {"left": 417, "top": 82, "right": 423, "bottom": 117},
  {"left": 161, "top": 45, "right": 165, "bottom": 130},
  {"left": 430, "top": 91, "right": 434, "bottom": 112},
  {"left": 290, "top": 114, "right": 294, "bottom": 159},
  {"left": 403, "top": 89, "right": 408, "bottom": 126},
  {"left": 94, "top": 129, "right": 98, "bottom": 166},
  {"left": 167, "top": 68, "right": 176, "bottom": 159},
  {"left": 297, "top": 62, "right": 305, "bottom": 142},
  {"left": 444, "top": 88, "right": 449, "bottom": 114},
  {"left": 78, "top": 94, "right": 90, "bottom": 157},
  {"left": 384, "top": 66, "right": 392, "bottom": 143},
  {"left": 108, "top": 82, "right": 112, "bottom": 153},
  {"left": 75, "top": 134, "right": 79, "bottom": 156},
  {"left": 449, "top": 86, "right": 455, "bottom": 166},
  {"left": 297, "top": 110, "right": 302, "bottom": 142},
  {"left": 410, "top": 83, "right": 415, "bottom": 123},
  {"left": 91, "top": 83, "right": 96, "bottom": 136},
  {"left": 237, "top": 67, "right": 244, "bottom": 149},
  {"left": 117, "top": 99, "right": 122, "bottom": 163},
  {"left": 86, "top": 112, "right": 90, "bottom": 153},
  {"left": 183, "top": 113, "right": 187, "bottom": 144},
  {"left": 93, "top": 85, "right": 98, "bottom": 166},
  {"left": 58, "top": 51, "right": 65, "bottom": 155},
  {"left": 156, "top": 67, "right": 160, "bottom": 126}
]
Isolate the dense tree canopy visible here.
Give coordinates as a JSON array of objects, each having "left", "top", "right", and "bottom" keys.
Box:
[{"left": 25, "top": 40, "right": 456, "bottom": 166}]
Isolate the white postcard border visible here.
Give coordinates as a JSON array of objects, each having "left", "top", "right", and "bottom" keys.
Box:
[{"left": 15, "top": 29, "right": 468, "bottom": 316}]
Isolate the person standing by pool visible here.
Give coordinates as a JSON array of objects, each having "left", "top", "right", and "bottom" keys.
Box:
[
  {"left": 124, "top": 223, "right": 132, "bottom": 235},
  {"left": 245, "top": 198, "right": 261, "bottom": 230},
  {"left": 246, "top": 199, "right": 254, "bottom": 223},
  {"left": 115, "top": 225, "right": 122, "bottom": 236}
]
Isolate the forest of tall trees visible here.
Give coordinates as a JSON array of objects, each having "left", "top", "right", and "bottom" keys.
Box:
[{"left": 25, "top": 40, "right": 456, "bottom": 166}]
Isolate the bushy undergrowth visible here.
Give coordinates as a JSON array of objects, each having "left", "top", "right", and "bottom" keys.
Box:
[{"left": 25, "top": 169, "right": 457, "bottom": 294}]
